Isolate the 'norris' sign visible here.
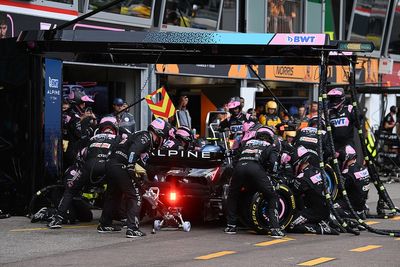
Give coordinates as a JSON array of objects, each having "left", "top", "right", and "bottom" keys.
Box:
[{"left": 267, "top": 65, "right": 318, "bottom": 82}]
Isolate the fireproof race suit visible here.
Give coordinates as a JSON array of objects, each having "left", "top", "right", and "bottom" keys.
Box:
[
  {"left": 56, "top": 133, "right": 118, "bottom": 222},
  {"left": 279, "top": 140, "right": 296, "bottom": 184},
  {"left": 63, "top": 107, "right": 95, "bottom": 168},
  {"left": 226, "top": 139, "right": 280, "bottom": 230},
  {"left": 329, "top": 105, "right": 356, "bottom": 149},
  {"left": 335, "top": 162, "right": 370, "bottom": 217},
  {"left": 219, "top": 113, "right": 245, "bottom": 140},
  {"left": 100, "top": 131, "right": 152, "bottom": 231},
  {"left": 289, "top": 165, "right": 336, "bottom": 234}
]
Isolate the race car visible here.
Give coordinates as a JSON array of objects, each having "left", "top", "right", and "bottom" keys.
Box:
[{"left": 146, "top": 145, "right": 231, "bottom": 222}]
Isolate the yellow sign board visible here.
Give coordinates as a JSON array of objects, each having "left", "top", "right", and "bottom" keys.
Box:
[{"left": 265, "top": 65, "right": 320, "bottom": 83}]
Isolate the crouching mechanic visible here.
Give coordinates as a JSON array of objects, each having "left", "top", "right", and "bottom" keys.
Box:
[
  {"left": 48, "top": 117, "right": 119, "bottom": 228},
  {"left": 225, "top": 126, "right": 285, "bottom": 238},
  {"left": 288, "top": 146, "right": 339, "bottom": 235},
  {"left": 334, "top": 145, "right": 370, "bottom": 219},
  {"left": 98, "top": 118, "right": 170, "bottom": 238}
]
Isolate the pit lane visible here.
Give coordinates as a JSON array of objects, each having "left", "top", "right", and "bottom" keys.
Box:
[{"left": 1, "top": 184, "right": 399, "bottom": 267}]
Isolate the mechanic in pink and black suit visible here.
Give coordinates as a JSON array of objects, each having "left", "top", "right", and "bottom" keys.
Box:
[{"left": 327, "top": 87, "right": 356, "bottom": 151}]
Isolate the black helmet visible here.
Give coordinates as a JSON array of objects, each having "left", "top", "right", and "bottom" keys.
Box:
[
  {"left": 98, "top": 116, "right": 118, "bottom": 134},
  {"left": 148, "top": 118, "right": 170, "bottom": 138},
  {"left": 308, "top": 116, "right": 326, "bottom": 129},
  {"left": 327, "top": 87, "right": 345, "bottom": 109}
]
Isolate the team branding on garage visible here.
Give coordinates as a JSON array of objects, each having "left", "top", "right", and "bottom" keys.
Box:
[{"left": 286, "top": 35, "right": 316, "bottom": 44}]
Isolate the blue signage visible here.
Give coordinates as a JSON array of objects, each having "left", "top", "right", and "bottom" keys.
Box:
[{"left": 44, "top": 58, "right": 62, "bottom": 180}]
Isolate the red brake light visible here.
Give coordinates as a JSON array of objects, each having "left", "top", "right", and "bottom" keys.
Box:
[{"left": 169, "top": 191, "right": 177, "bottom": 202}]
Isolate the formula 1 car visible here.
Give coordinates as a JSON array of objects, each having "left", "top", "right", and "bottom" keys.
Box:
[
  {"left": 146, "top": 144, "right": 300, "bottom": 232},
  {"left": 146, "top": 145, "right": 231, "bottom": 222}
]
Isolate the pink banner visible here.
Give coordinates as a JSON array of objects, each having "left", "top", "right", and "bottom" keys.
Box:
[{"left": 269, "top": 34, "right": 327, "bottom": 45}]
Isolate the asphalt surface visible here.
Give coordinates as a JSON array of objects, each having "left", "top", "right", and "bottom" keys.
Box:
[{"left": 1, "top": 183, "right": 400, "bottom": 267}]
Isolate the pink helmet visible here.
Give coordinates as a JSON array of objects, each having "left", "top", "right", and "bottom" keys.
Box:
[
  {"left": 327, "top": 87, "right": 345, "bottom": 109},
  {"left": 175, "top": 126, "right": 193, "bottom": 143},
  {"left": 243, "top": 121, "right": 255, "bottom": 133},
  {"left": 256, "top": 126, "right": 275, "bottom": 142},
  {"left": 148, "top": 118, "right": 170, "bottom": 138},
  {"left": 242, "top": 129, "right": 256, "bottom": 143},
  {"left": 293, "top": 145, "right": 319, "bottom": 168},
  {"left": 98, "top": 116, "right": 118, "bottom": 134},
  {"left": 337, "top": 145, "right": 357, "bottom": 169},
  {"left": 227, "top": 100, "right": 241, "bottom": 110},
  {"left": 68, "top": 90, "right": 94, "bottom": 105}
]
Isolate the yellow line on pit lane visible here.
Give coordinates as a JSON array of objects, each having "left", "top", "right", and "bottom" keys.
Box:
[
  {"left": 297, "top": 257, "right": 335, "bottom": 266},
  {"left": 350, "top": 245, "right": 382, "bottom": 252},
  {"left": 365, "top": 221, "right": 380, "bottom": 225},
  {"left": 395, "top": 238, "right": 400, "bottom": 241},
  {"left": 254, "top": 237, "right": 295, "bottom": 247},
  {"left": 10, "top": 224, "right": 97, "bottom": 232},
  {"left": 195, "top": 251, "right": 236, "bottom": 260},
  {"left": 391, "top": 216, "right": 400, "bottom": 221}
]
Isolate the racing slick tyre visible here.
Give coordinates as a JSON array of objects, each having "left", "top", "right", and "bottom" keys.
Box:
[
  {"left": 250, "top": 184, "right": 296, "bottom": 234},
  {"left": 324, "top": 164, "right": 339, "bottom": 201},
  {"left": 238, "top": 185, "right": 296, "bottom": 234}
]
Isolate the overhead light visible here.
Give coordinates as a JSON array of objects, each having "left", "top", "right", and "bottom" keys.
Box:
[{"left": 337, "top": 42, "right": 374, "bottom": 52}]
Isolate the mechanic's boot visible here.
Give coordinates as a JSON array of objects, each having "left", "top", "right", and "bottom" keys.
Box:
[
  {"left": 319, "top": 221, "right": 339, "bottom": 235},
  {"left": 270, "top": 228, "right": 286, "bottom": 239},
  {"left": 126, "top": 228, "right": 146, "bottom": 238},
  {"left": 47, "top": 215, "right": 63, "bottom": 229},
  {"left": 224, "top": 224, "right": 237, "bottom": 234},
  {"left": 31, "top": 207, "right": 48, "bottom": 223},
  {"left": 97, "top": 224, "right": 122, "bottom": 233}
]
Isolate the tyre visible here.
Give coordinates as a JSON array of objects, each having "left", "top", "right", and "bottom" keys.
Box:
[
  {"left": 247, "top": 184, "right": 296, "bottom": 234},
  {"left": 324, "top": 164, "right": 339, "bottom": 200}
]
